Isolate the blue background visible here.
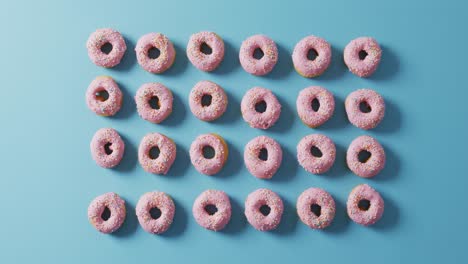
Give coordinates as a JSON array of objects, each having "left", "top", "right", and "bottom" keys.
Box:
[{"left": 1, "top": 0, "right": 467, "bottom": 263}]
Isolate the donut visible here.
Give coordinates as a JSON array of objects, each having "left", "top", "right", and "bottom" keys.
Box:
[
  {"left": 190, "top": 133, "right": 228, "bottom": 175},
  {"left": 138, "top": 133, "right": 176, "bottom": 175},
  {"left": 88, "top": 192, "right": 126, "bottom": 233},
  {"left": 347, "top": 135, "right": 386, "bottom": 178},
  {"left": 244, "top": 136, "right": 282, "bottom": 179},
  {"left": 90, "top": 128, "right": 125, "bottom": 168},
  {"left": 297, "top": 188, "right": 335, "bottom": 229},
  {"left": 187, "top": 31, "right": 224, "bottom": 72},
  {"left": 135, "top": 33, "right": 176, "bottom": 73},
  {"left": 296, "top": 86, "right": 335, "bottom": 128},
  {"left": 347, "top": 184, "right": 384, "bottom": 226},
  {"left": 297, "top": 134, "right": 336, "bottom": 174},
  {"left": 136, "top": 191, "right": 175, "bottom": 234},
  {"left": 189, "top": 81, "right": 227, "bottom": 121},
  {"left": 192, "top": 190, "right": 231, "bottom": 231},
  {"left": 86, "top": 28, "right": 127, "bottom": 68},
  {"left": 292, "top": 35, "right": 332, "bottom": 77},
  {"left": 245, "top": 189, "right": 283, "bottom": 231},
  {"left": 344, "top": 37, "right": 382, "bottom": 77},
  {"left": 135, "top": 83, "right": 173, "bottom": 124},
  {"left": 239, "top": 35, "right": 278, "bottom": 75},
  {"left": 241, "top": 87, "right": 281, "bottom": 129},
  {"left": 345, "top": 89, "right": 385, "bottom": 130},
  {"left": 86, "top": 76, "right": 122, "bottom": 116}
]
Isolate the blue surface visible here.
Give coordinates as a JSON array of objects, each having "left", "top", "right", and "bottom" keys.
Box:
[{"left": 1, "top": 0, "right": 467, "bottom": 263}]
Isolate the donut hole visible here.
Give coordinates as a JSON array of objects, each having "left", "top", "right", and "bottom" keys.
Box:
[
  {"left": 307, "top": 48, "right": 319, "bottom": 61},
  {"left": 259, "top": 204, "right": 271, "bottom": 216},
  {"left": 359, "top": 101, "right": 372, "bottom": 113},
  {"left": 310, "top": 203, "right": 322, "bottom": 217},
  {"left": 149, "top": 207, "right": 162, "bottom": 220},
  {"left": 310, "top": 146, "right": 323, "bottom": 158},
  {"left": 148, "top": 96, "right": 160, "bottom": 110},
  {"left": 255, "top": 100, "right": 267, "bottom": 113},
  {"left": 100, "top": 42, "right": 113, "bottom": 55},
  {"left": 149, "top": 146, "right": 160, "bottom": 160},
  {"left": 359, "top": 50, "right": 368, "bottom": 60},
  {"left": 200, "top": 42, "right": 213, "bottom": 55},
  {"left": 204, "top": 204, "right": 218, "bottom": 215},
  {"left": 358, "top": 150, "right": 372, "bottom": 163},
  {"left": 104, "top": 142, "right": 113, "bottom": 155},
  {"left": 253, "top": 48, "right": 264, "bottom": 60},
  {"left": 201, "top": 94, "right": 212, "bottom": 107},
  {"left": 101, "top": 206, "right": 111, "bottom": 221},
  {"left": 258, "top": 148, "right": 268, "bottom": 161},
  {"left": 148, "top": 47, "right": 161, "bottom": 59},
  {"left": 202, "top": 146, "right": 215, "bottom": 159},
  {"left": 95, "top": 89, "right": 109, "bottom": 102},
  {"left": 311, "top": 98, "right": 320, "bottom": 112},
  {"left": 358, "top": 199, "right": 371, "bottom": 211}
]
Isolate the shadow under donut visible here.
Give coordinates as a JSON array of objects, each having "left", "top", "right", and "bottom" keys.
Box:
[
  {"left": 112, "top": 198, "right": 138, "bottom": 238},
  {"left": 112, "top": 133, "right": 137, "bottom": 173}
]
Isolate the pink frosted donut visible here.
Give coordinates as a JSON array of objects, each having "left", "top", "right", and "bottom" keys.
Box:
[
  {"left": 135, "top": 83, "right": 173, "bottom": 123},
  {"left": 245, "top": 189, "right": 283, "bottom": 231},
  {"left": 189, "top": 81, "right": 227, "bottom": 121},
  {"left": 190, "top": 133, "right": 228, "bottom": 175},
  {"left": 296, "top": 86, "right": 335, "bottom": 128},
  {"left": 86, "top": 28, "right": 127, "bottom": 68},
  {"left": 88, "top": 192, "right": 126, "bottom": 234},
  {"left": 297, "top": 188, "right": 335, "bottom": 229},
  {"left": 136, "top": 191, "right": 175, "bottom": 234},
  {"left": 344, "top": 37, "right": 382, "bottom": 77},
  {"left": 86, "top": 76, "right": 122, "bottom": 116},
  {"left": 187, "top": 31, "right": 224, "bottom": 72},
  {"left": 193, "top": 190, "right": 231, "bottom": 231},
  {"left": 239, "top": 35, "right": 278, "bottom": 76},
  {"left": 135, "top": 33, "right": 176, "bottom": 73},
  {"left": 138, "top": 133, "right": 176, "bottom": 175},
  {"left": 297, "top": 134, "right": 336, "bottom": 174},
  {"left": 347, "top": 184, "right": 384, "bottom": 226},
  {"left": 241, "top": 87, "right": 281, "bottom": 129},
  {"left": 90, "top": 128, "right": 125, "bottom": 168},
  {"left": 347, "top": 135, "right": 386, "bottom": 178},
  {"left": 292, "top": 35, "right": 332, "bottom": 77},
  {"left": 244, "top": 136, "right": 282, "bottom": 179},
  {"left": 345, "top": 89, "right": 385, "bottom": 130}
]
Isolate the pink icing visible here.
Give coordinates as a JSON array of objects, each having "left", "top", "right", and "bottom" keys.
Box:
[
  {"left": 192, "top": 190, "right": 231, "bottom": 231},
  {"left": 292, "top": 35, "right": 332, "bottom": 77},
  {"left": 138, "top": 133, "right": 176, "bottom": 175},
  {"left": 87, "top": 192, "right": 126, "bottom": 233},
  {"left": 344, "top": 37, "right": 382, "bottom": 77},
  {"left": 347, "top": 184, "right": 384, "bottom": 226},
  {"left": 136, "top": 191, "right": 175, "bottom": 234},
  {"left": 244, "top": 136, "right": 282, "bottom": 179},
  {"left": 135, "top": 33, "right": 176, "bottom": 73},
  {"left": 239, "top": 35, "right": 278, "bottom": 75},
  {"left": 241, "top": 87, "right": 281, "bottom": 129},
  {"left": 90, "top": 128, "right": 125, "bottom": 168},
  {"left": 297, "top": 134, "right": 336, "bottom": 174},
  {"left": 345, "top": 89, "right": 385, "bottom": 130},
  {"left": 189, "top": 80, "right": 227, "bottom": 121},
  {"left": 296, "top": 86, "right": 335, "bottom": 128},
  {"left": 297, "top": 188, "right": 335, "bottom": 229},
  {"left": 245, "top": 189, "right": 283, "bottom": 231},
  {"left": 135, "top": 83, "right": 173, "bottom": 124},
  {"left": 187, "top": 31, "right": 224, "bottom": 72},
  {"left": 189, "top": 134, "right": 228, "bottom": 175},
  {"left": 86, "top": 76, "right": 122, "bottom": 116},
  {"left": 347, "top": 135, "right": 386, "bottom": 178},
  {"left": 86, "top": 28, "right": 127, "bottom": 68}
]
